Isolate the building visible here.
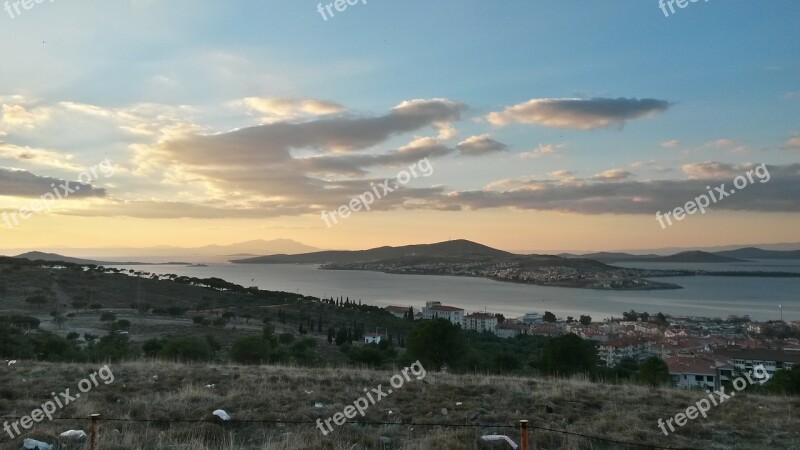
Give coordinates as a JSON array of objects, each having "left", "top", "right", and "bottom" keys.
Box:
[
  {"left": 384, "top": 305, "right": 410, "bottom": 319},
  {"left": 521, "top": 312, "right": 543, "bottom": 325},
  {"left": 364, "top": 333, "right": 383, "bottom": 344},
  {"left": 598, "top": 337, "right": 659, "bottom": 367},
  {"left": 464, "top": 312, "right": 498, "bottom": 333},
  {"left": 665, "top": 354, "right": 735, "bottom": 390},
  {"left": 715, "top": 346, "right": 800, "bottom": 377},
  {"left": 421, "top": 302, "right": 464, "bottom": 327},
  {"left": 495, "top": 322, "right": 528, "bottom": 338}
]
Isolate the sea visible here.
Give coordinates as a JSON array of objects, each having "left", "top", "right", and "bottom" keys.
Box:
[{"left": 116, "top": 259, "right": 800, "bottom": 322}]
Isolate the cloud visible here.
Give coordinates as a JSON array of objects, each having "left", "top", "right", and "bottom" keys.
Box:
[
  {"left": 661, "top": 139, "right": 681, "bottom": 148},
  {"left": 423, "top": 163, "right": 800, "bottom": 215},
  {"left": 520, "top": 143, "right": 564, "bottom": 158},
  {"left": 300, "top": 137, "right": 451, "bottom": 176},
  {"left": 0, "top": 102, "right": 51, "bottom": 133},
  {"left": 125, "top": 98, "right": 464, "bottom": 219},
  {"left": 592, "top": 169, "right": 634, "bottom": 182},
  {"left": 786, "top": 137, "right": 800, "bottom": 149},
  {"left": 456, "top": 135, "right": 508, "bottom": 156},
  {"left": 0, "top": 168, "right": 107, "bottom": 198},
  {"left": 681, "top": 161, "right": 739, "bottom": 179},
  {"left": 785, "top": 92, "right": 800, "bottom": 100},
  {"left": 0, "top": 142, "right": 83, "bottom": 170},
  {"left": 486, "top": 97, "right": 670, "bottom": 129},
  {"left": 239, "top": 97, "right": 345, "bottom": 122}
]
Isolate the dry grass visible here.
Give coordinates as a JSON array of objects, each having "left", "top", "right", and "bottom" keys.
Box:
[{"left": 1, "top": 360, "right": 798, "bottom": 449}]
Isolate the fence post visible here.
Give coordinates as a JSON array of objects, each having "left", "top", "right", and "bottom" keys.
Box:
[
  {"left": 519, "top": 419, "right": 529, "bottom": 450},
  {"left": 90, "top": 414, "right": 100, "bottom": 450}
]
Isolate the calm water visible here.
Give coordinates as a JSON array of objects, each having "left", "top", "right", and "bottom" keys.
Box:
[{"left": 118, "top": 261, "right": 800, "bottom": 322}]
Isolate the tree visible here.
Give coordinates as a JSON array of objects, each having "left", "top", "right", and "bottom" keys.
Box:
[
  {"left": 112, "top": 319, "right": 131, "bottom": 331},
  {"left": 71, "top": 301, "right": 87, "bottom": 312},
  {"left": 100, "top": 312, "right": 117, "bottom": 322},
  {"left": 407, "top": 318, "right": 465, "bottom": 371},
  {"left": 538, "top": 333, "right": 598, "bottom": 376},
  {"left": 638, "top": 356, "right": 671, "bottom": 386},
  {"left": 193, "top": 316, "right": 206, "bottom": 325},
  {"left": 579, "top": 315, "right": 592, "bottom": 326},
  {"left": 25, "top": 294, "right": 49, "bottom": 305},
  {"left": 763, "top": 366, "right": 800, "bottom": 395},
  {"left": 142, "top": 338, "right": 165, "bottom": 357},
  {"left": 231, "top": 336, "right": 272, "bottom": 364},
  {"left": 159, "top": 336, "right": 213, "bottom": 362},
  {"left": 622, "top": 310, "right": 639, "bottom": 321},
  {"left": 543, "top": 311, "right": 557, "bottom": 323}
]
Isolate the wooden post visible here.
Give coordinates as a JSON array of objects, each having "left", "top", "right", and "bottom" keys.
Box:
[
  {"left": 90, "top": 414, "right": 100, "bottom": 450},
  {"left": 519, "top": 419, "right": 529, "bottom": 450}
]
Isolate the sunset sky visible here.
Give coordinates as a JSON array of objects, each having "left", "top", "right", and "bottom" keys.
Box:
[{"left": 0, "top": 0, "right": 799, "bottom": 253}]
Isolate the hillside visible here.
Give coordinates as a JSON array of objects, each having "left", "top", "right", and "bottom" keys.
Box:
[
  {"left": 563, "top": 250, "right": 742, "bottom": 264},
  {"left": 715, "top": 247, "right": 800, "bottom": 260},
  {"left": 12, "top": 251, "right": 113, "bottom": 266},
  {"left": 232, "top": 239, "right": 512, "bottom": 264},
  {"left": 0, "top": 361, "right": 797, "bottom": 450}
]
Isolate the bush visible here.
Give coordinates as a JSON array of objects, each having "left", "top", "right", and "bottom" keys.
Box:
[
  {"left": 230, "top": 336, "right": 272, "bottom": 364},
  {"left": 100, "top": 312, "right": 117, "bottom": 322},
  {"left": 159, "top": 336, "right": 214, "bottom": 362},
  {"left": 25, "top": 294, "right": 49, "bottom": 305},
  {"left": 278, "top": 333, "right": 295, "bottom": 345}
]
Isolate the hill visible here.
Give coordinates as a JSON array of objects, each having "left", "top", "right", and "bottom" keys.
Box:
[
  {"left": 563, "top": 250, "right": 743, "bottom": 263},
  {"left": 13, "top": 251, "right": 112, "bottom": 265},
  {"left": 232, "top": 239, "right": 511, "bottom": 264},
  {"left": 714, "top": 247, "right": 800, "bottom": 260}
]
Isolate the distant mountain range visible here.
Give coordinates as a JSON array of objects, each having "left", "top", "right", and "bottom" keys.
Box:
[
  {"left": 2, "top": 239, "right": 320, "bottom": 264},
  {"left": 12, "top": 251, "right": 135, "bottom": 266},
  {"left": 234, "top": 240, "right": 800, "bottom": 265},
  {"left": 233, "top": 239, "right": 510, "bottom": 264},
  {"left": 560, "top": 248, "right": 800, "bottom": 263}
]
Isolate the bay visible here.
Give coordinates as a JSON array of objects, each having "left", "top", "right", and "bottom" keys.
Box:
[{"left": 118, "top": 261, "right": 800, "bottom": 322}]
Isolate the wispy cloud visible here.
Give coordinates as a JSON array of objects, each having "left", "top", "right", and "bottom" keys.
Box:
[{"left": 486, "top": 97, "right": 670, "bottom": 129}]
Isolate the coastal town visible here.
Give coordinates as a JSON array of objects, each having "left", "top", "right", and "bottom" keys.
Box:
[{"left": 379, "top": 301, "right": 800, "bottom": 389}]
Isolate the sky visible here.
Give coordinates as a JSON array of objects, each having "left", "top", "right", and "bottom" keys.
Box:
[{"left": 0, "top": 0, "right": 799, "bottom": 252}]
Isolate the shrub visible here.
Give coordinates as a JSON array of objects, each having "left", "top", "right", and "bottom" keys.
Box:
[{"left": 159, "top": 336, "right": 214, "bottom": 362}]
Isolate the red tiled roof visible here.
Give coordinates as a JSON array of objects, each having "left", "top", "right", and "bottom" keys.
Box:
[{"left": 428, "top": 305, "right": 464, "bottom": 312}]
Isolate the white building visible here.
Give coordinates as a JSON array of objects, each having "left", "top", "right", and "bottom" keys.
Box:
[
  {"left": 665, "top": 355, "right": 734, "bottom": 390},
  {"left": 422, "top": 302, "right": 464, "bottom": 327},
  {"left": 364, "top": 333, "right": 383, "bottom": 344},
  {"left": 464, "top": 313, "right": 498, "bottom": 333}
]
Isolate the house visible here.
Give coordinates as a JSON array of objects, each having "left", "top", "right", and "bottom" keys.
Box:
[
  {"left": 529, "top": 323, "right": 563, "bottom": 337},
  {"left": 665, "top": 354, "right": 735, "bottom": 390},
  {"left": 521, "top": 312, "right": 543, "bottom": 325},
  {"left": 464, "top": 312, "right": 498, "bottom": 334},
  {"left": 422, "top": 302, "right": 464, "bottom": 327},
  {"left": 598, "top": 337, "right": 658, "bottom": 367},
  {"left": 495, "top": 322, "right": 528, "bottom": 338},
  {"left": 364, "top": 333, "right": 383, "bottom": 344},
  {"left": 384, "top": 305, "right": 410, "bottom": 319}
]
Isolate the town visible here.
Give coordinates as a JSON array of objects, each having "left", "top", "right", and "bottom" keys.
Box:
[{"left": 378, "top": 301, "right": 800, "bottom": 389}]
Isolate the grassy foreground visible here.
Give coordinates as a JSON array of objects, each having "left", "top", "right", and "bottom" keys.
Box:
[{"left": 0, "top": 360, "right": 798, "bottom": 450}]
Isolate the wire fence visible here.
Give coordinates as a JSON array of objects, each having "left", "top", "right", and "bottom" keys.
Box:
[{"left": 0, "top": 415, "right": 706, "bottom": 450}]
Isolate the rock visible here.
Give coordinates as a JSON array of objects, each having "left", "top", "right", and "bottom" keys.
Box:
[
  {"left": 441, "top": 408, "right": 448, "bottom": 416},
  {"left": 22, "top": 439, "right": 52, "bottom": 450}
]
